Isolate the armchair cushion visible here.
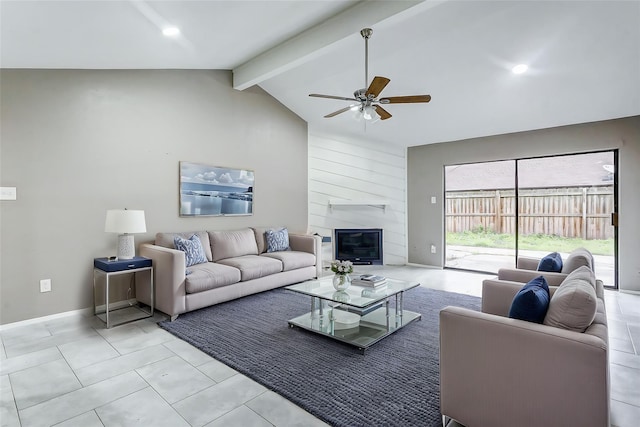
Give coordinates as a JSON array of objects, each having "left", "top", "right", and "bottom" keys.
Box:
[
  {"left": 544, "top": 266, "right": 597, "bottom": 332},
  {"left": 537, "top": 252, "right": 563, "bottom": 272},
  {"left": 508, "top": 275, "right": 550, "bottom": 323},
  {"left": 563, "top": 265, "right": 597, "bottom": 291},
  {"left": 561, "top": 247, "right": 594, "bottom": 273}
]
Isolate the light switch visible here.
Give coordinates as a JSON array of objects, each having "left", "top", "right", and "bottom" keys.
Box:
[
  {"left": 430, "top": 196, "right": 436, "bottom": 204},
  {"left": 0, "top": 187, "right": 17, "bottom": 200}
]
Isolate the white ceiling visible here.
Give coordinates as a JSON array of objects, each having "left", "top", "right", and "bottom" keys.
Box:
[{"left": 2, "top": 0, "right": 639, "bottom": 147}]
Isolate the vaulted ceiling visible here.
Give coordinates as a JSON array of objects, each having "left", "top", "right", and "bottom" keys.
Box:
[{"left": 2, "top": 1, "right": 639, "bottom": 147}]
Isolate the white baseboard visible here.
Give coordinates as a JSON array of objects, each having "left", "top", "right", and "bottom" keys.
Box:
[
  {"left": 0, "top": 307, "right": 94, "bottom": 331},
  {"left": 619, "top": 289, "right": 640, "bottom": 296},
  {"left": 0, "top": 298, "right": 142, "bottom": 331},
  {"left": 406, "top": 262, "right": 443, "bottom": 270}
]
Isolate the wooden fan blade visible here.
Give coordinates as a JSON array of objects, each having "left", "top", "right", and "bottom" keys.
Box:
[
  {"left": 375, "top": 105, "right": 392, "bottom": 120},
  {"left": 324, "top": 106, "right": 353, "bottom": 118},
  {"left": 379, "top": 95, "right": 431, "bottom": 104},
  {"left": 365, "top": 76, "right": 391, "bottom": 98},
  {"left": 309, "top": 94, "right": 357, "bottom": 101}
]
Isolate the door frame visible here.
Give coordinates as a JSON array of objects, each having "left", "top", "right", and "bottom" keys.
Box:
[{"left": 443, "top": 149, "right": 618, "bottom": 289}]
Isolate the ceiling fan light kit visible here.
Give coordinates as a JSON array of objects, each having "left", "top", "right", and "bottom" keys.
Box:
[
  {"left": 362, "top": 105, "right": 379, "bottom": 121},
  {"left": 309, "top": 28, "right": 431, "bottom": 122}
]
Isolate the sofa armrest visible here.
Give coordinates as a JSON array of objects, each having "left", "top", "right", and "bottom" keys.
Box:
[
  {"left": 440, "top": 306, "right": 609, "bottom": 427},
  {"left": 289, "top": 233, "right": 322, "bottom": 277},
  {"left": 516, "top": 256, "right": 540, "bottom": 270},
  {"left": 139, "top": 243, "right": 186, "bottom": 318},
  {"left": 498, "top": 268, "right": 567, "bottom": 287},
  {"left": 481, "top": 279, "right": 526, "bottom": 316},
  {"left": 482, "top": 278, "right": 559, "bottom": 316}
]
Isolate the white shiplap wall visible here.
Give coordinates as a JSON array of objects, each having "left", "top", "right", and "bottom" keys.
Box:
[{"left": 308, "top": 132, "right": 407, "bottom": 265}]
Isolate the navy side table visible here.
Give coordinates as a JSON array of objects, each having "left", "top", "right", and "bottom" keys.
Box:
[{"left": 93, "top": 257, "right": 154, "bottom": 328}]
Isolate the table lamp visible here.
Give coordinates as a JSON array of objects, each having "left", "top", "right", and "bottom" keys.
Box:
[{"left": 104, "top": 209, "right": 146, "bottom": 260}]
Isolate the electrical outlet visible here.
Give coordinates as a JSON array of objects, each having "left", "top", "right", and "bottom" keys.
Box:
[
  {"left": 430, "top": 245, "right": 437, "bottom": 254},
  {"left": 40, "top": 279, "right": 51, "bottom": 293}
]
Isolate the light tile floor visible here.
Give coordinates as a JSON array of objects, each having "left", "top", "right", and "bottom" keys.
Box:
[{"left": 1, "top": 266, "right": 639, "bottom": 426}]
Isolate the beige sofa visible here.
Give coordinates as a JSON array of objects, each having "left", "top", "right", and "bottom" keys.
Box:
[
  {"left": 138, "top": 227, "right": 322, "bottom": 320},
  {"left": 440, "top": 269, "right": 609, "bottom": 427}
]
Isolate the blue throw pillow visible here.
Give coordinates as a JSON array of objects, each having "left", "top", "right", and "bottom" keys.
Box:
[
  {"left": 537, "top": 252, "right": 563, "bottom": 272},
  {"left": 174, "top": 234, "right": 208, "bottom": 267},
  {"left": 508, "top": 276, "right": 550, "bottom": 324},
  {"left": 265, "top": 228, "right": 290, "bottom": 252}
]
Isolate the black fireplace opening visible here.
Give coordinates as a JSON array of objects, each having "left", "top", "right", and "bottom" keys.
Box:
[{"left": 334, "top": 228, "right": 383, "bottom": 265}]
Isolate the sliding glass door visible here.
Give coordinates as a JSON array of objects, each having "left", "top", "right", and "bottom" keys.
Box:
[
  {"left": 445, "top": 160, "right": 516, "bottom": 272},
  {"left": 517, "top": 152, "right": 616, "bottom": 287},
  {"left": 444, "top": 151, "right": 617, "bottom": 288}
]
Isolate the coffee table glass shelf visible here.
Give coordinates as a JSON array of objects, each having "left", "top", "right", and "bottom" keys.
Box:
[{"left": 285, "top": 276, "right": 421, "bottom": 351}]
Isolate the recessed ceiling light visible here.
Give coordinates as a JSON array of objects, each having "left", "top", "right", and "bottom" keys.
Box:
[
  {"left": 162, "top": 27, "right": 180, "bottom": 37},
  {"left": 512, "top": 64, "right": 528, "bottom": 74}
]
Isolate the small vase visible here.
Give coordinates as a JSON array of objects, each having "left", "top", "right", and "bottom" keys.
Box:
[{"left": 332, "top": 273, "right": 351, "bottom": 291}]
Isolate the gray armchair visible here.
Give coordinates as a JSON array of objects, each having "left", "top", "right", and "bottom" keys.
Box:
[{"left": 439, "top": 276, "right": 609, "bottom": 427}]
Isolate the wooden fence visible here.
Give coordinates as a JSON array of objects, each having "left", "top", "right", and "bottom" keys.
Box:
[{"left": 446, "top": 186, "right": 614, "bottom": 240}]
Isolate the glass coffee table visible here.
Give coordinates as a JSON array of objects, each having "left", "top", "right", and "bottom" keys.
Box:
[{"left": 285, "top": 276, "right": 422, "bottom": 352}]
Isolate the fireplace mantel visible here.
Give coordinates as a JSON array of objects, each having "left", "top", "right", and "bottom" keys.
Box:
[{"left": 328, "top": 198, "right": 390, "bottom": 212}]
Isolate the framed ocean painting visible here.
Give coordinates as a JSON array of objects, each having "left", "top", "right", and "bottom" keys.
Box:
[{"left": 179, "top": 161, "right": 254, "bottom": 216}]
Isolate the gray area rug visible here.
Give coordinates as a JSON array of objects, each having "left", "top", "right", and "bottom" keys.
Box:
[{"left": 159, "top": 286, "right": 480, "bottom": 427}]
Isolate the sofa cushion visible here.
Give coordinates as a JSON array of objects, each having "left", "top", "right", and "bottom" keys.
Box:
[
  {"left": 209, "top": 228, "right": 259, "bottom": 262},
  {"left": 155, "top": 231, "right": 212, "bottom": 262},
  {"left": 537, "top": 252, "right": 563, "bottom": 272},
  {"left": 217, "top": 255, "right": 283, "bottom": 281},
  {"left": 184, "top": 262, "right": 241, "bottom": 294},
  {"left": 266, "top": 228, "right": 290, "bottom": 252},
  {"left": 543, "top": 271, "right": 597, "bottom": 332},
  {"left": 562, "top": 265, "right": 597, "bottom": 290},
  {"left": 508, "top": 276, "right": 550, "bottom": 323},
  {"left": 561, "top": 248, "right": 593, "bottom": 274},
  {"left": 252, "top": 227, "right": 269, "bottom": 254},
  {"left": 261, "top": 251, "right": 316, "bottom": 272},
  {"left": 174, "top": 235, "right": 208, "bottom": 267}
]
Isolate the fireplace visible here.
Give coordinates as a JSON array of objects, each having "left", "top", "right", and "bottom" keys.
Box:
[{"left": 334, "top": 228, "right": 383, "bottom": 265}]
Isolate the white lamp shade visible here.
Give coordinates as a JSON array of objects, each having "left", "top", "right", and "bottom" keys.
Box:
[
  {"left": 363, "top": 105, "right": 380, "bottom": 122},
  {"left": 362, "top": 105, "right": 374, "bottom": 120},
  {"left": 105, "top": 209, "right": 146, "bottom": 234}
]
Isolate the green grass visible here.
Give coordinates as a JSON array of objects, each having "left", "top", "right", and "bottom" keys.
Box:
[{"left": 446, "top": 231, "right": 614, "bottom": 256}]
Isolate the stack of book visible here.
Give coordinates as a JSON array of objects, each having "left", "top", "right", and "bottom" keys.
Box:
[{"left": 352, "top": 274, "right": 387, "bottom": 288}]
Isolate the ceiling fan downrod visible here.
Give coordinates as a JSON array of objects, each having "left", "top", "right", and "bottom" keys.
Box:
[{"left": 360, "top": 28, "right": 373, "bottom": 89}]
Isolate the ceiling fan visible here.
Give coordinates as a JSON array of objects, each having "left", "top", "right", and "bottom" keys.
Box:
[{"left": 309, "top": 28, "right": 431, "bottom": 121}]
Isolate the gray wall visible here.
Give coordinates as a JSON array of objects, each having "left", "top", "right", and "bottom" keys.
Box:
[
  {"left": 0, "top": 69, "right": 309, "bottom": 325},
  {"left": 408, "top": 116, "right": 640, "bottom": 292}
]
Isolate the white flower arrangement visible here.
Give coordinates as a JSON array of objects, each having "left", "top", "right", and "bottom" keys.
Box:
[{"left": 331, "top": 260, "right": 353, "bottom": 275}]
